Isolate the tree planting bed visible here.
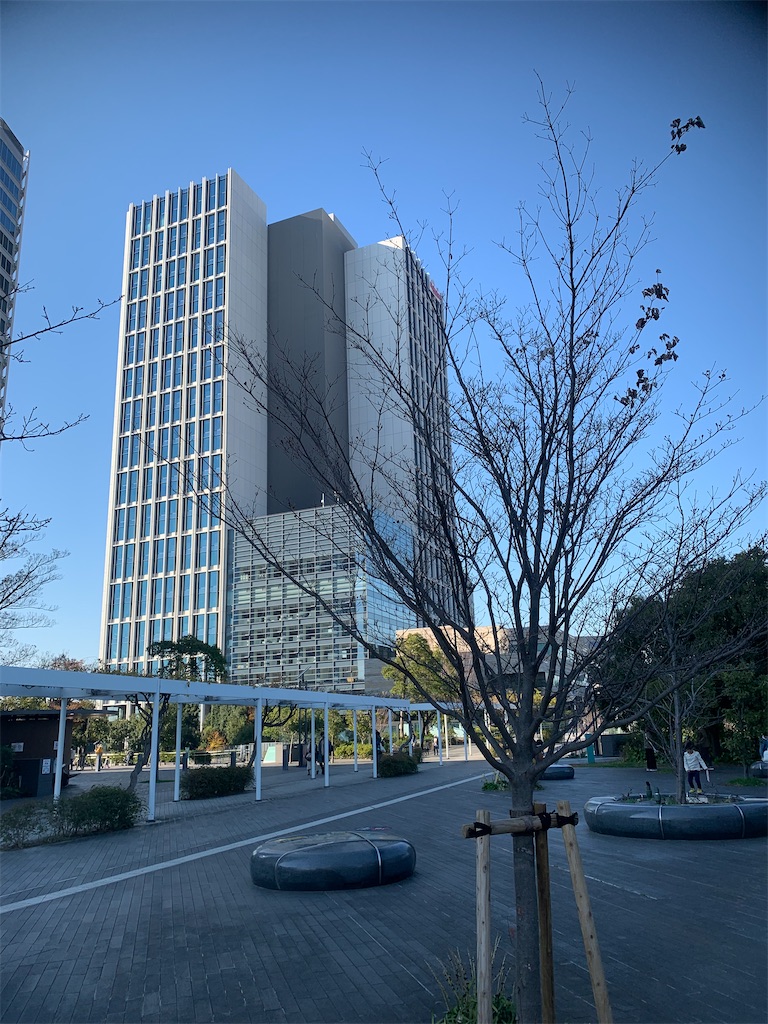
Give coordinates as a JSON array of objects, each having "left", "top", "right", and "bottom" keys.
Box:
[{"left": 584, "top": 794, "right": 768, "bottom": 840}]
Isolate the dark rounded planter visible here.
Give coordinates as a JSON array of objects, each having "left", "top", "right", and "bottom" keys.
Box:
[
  {"left": 250, "top": 828, "right": 416, "bottom": 890},
  {"left": 748, "top": 760, "right": 768, "bottom": 780},
  {"left": 584, "top": 795, "right": 768, "bottom": 840},
  {"left": 541, "top": 763, "right": 575, "bottom": 780}
]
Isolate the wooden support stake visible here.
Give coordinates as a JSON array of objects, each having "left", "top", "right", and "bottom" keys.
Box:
[
  {"left": 534, "top": 802, "right": 555, "bottom": 1024},
  {"left": 476, "top": 809, "right": 492, "bottom": 1024},
  {"left": 557, "top": 800, "right": 613, "bottom": 1024}
]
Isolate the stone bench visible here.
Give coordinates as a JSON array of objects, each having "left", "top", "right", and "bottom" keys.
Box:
[{"left": 251, "top": 828, "right": 416, "bottom": 890}]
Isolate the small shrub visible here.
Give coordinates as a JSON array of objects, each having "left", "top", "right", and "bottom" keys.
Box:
[
  {"left": 378, "top": 753, "right": 418, "bottom": 777},
  {"left": 180, "top": 766, "right": 252, "bottom": 799},
  {"left": 191, "top": 751, "right": 212, "bottom": 765},
  {"left": 0, "top": 804, "right": 49, "bottom": 849},
  {"left": 432, "top": 942, "right": 516, "bottom": 1024},
  {"left": 483, "top": 773, "right": 510, "bottom": 791},
  {"left": 53, "top": 786, "right": 143, "bottom": 836}
]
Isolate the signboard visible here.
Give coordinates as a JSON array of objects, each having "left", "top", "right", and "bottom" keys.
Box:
[
  {"left": 42, "top": 759, "right": 51, "bottom": 775},
  {"left": 11, "top": 742, "right": 23, "bottom": 752}
]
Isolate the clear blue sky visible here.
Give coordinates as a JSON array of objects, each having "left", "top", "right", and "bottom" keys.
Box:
[{"left": 2, "top": 1, "right": 766, "bottom": 664}]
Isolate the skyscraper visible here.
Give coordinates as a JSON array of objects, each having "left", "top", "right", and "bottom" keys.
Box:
[
  {"left": 0, "top": 119, "right": 29, "bottom": 440},
  {"left": 99, "top": 171, "right": 267, "bottom": 670},
  {"left": 101, "top": 172, "right": 459, "bottom": 689}
]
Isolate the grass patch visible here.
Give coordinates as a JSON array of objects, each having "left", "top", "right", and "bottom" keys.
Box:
[{"left": 432, "top": 942, "right": 516, "bottom": 1024}]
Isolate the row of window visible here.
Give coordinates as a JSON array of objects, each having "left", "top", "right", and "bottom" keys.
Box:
[
  {"left": 105, "top": 611, "right": 219, "bottom": 662},
  {"left": 130, "top": 177, "right": 227, "bottom": 238},
  {"left": 129, "top": 211, "right": 226, "bottom": 269},
  {"left": 125, "top": 277, "right": 225, "bottom": 332},
  {"left": 119, "top": 380, "right": 223, "bottom": 433},
  {"left": 124, "top": 348, "right": 223, "bottom": 395},
  {"left": 123, "top": 312, "right": 225, "bottom": 365},
  {"left": 115, "top": 455, "right": 222, "bottom": 506},
  {"left": 108, "top": 569, "right": 220, "bottom": 624},
  {"left": 117, "top": 421, "right": 223, "bottom": 477},
  {"left": 111, "top": 528, "right": 221, "bottom": 578},
  {"left": 128, "top": 246, "right": 227, "bottom": 301},
  {"left": 0, "top": 139, "right": 24, "bottom": 182}
]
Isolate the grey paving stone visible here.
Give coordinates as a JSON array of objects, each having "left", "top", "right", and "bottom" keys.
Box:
[{"left": 1, "top": 759, "right": 766, "bottom": 1023}]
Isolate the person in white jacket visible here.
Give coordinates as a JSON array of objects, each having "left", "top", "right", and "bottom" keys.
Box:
[{"left": 684, "top": 741, "right": 709, "bottom": 794}]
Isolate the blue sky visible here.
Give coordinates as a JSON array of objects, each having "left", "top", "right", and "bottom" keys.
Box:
[{"left": 2, "top": 0, "right": 766, "bottom": 664}]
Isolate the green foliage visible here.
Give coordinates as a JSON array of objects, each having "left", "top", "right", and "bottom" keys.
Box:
[
  {"left": 432, "top": 943, "right": 516, "bottom": 1024},
  {"left": 378, "top": 752, "right": 418, "bottom": 777},
  {"left": 0, "top": 787, "right": 142, "bottom": 849},
  {"left": 204, "top": 704, "right": 252, "bottom": 746},
  {"left": 158, "top": 704, "right": 202, "bottom": 751},
  {"left": 148, "top": 635, "right": 227, "bottom": 682},
  {"left": 53, "top": 786, "right": 142, "bottom": 835},
  {"left": 0, "top": 804, "right": 48, "bottom": 848},
  {"left": 383, "top": 633, "right": 458, "bottom": 703},
  {"left": 620, "top": 730, "right": 646, "bottom": 765},
  {"left": 180, "top": 766, "right": 252, "bottom": 799},
  {"left": 482, "top": 772, "right": 510, "bottom": 791},
  {"left": 334, "top": 742, "right": 373, "bottom": 759},
  {"left": 191, "top": 751, "right": 212, "bottom": 765}
]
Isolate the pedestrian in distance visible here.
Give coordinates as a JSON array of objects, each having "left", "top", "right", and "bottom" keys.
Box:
[
  {"left": 684, "top": 741, "right": 710, "bottom": 794},
  {"left": 760, "top": 734, "right": 768, "bottom": 761},
  {"left": 644, "top": 731, "right": 658, "bottom": 771}
]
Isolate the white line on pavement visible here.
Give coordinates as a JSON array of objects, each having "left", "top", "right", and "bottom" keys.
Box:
[{"left": 1, "top": 772, "right": 489, "bottom": 915}]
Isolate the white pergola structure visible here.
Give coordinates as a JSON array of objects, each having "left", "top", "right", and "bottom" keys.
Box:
[
  {"left": 0, "top": 666, "right": 411, "bottom": 821},
  {"left": 408, "top": 702, "right": 473, "bottom": 765}
]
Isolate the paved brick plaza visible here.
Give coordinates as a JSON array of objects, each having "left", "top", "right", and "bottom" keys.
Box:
[{"left": 1, "top": 757, "right": 766, "bottom": 1023}]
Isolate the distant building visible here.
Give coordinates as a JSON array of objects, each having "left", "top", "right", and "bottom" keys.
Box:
[
  {"left": 100, "top": 172, "right": 460, "bottom": 693},
  {"left": 0, "top": 119, "right": 29, "bottom": 440}
]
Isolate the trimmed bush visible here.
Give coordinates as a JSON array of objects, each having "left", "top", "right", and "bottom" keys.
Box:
[
  {"left": 191, "top": 751, "right": 212, "bottom": 765},
  {"left": 180, "top": 765, "right": 252, "bottom": 799},
  {"left": 0, "top": 804, "right": 49, "bottom": 849},
  {"left": 53, "top": 786, "right": 142, "bottom": 836},
  {"left": 378, "top": 753, "right": 419, "bottom": 777},
  {"left": 0, "top": 787, "right": 142, "bottom": 849}
]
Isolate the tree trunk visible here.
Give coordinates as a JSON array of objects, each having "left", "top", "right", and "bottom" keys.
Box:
[
  {"left": 510, "top": 774, "right": 542, "bottom": 1024},
  {"left": 672, "top": 688, "right": 686, "bottom": 803}
]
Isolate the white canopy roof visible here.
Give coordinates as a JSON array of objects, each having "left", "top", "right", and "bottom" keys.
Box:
[{"left": 0, "top": 666, "right": 411, "bottom": 713}]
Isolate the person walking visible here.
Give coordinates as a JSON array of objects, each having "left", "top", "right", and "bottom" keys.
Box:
[
  {"left": 684, "top": 741, "right": 709, "bottom": 795},
  {"left": 644, "top": 732, "right": 657, "bottom": 771}
]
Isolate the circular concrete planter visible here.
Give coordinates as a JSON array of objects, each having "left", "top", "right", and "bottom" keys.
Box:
[
  {"left": 748, "top": 760, "right": 768, "bottom": 780},
  {"left": 250, "top": 828, "right": 416, "bottom": 890},
  {"left": 541, "top": 763, "right": 575, "bottom": 780},
  {"left": 584, "top": 795, "right": 768, "bottom": 840}
]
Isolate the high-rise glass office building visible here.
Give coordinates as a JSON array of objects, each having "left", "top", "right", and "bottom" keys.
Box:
[
  {"left": 0, "top": 119, "right": 29, "bottom": 440},
  {"left": 101, "top": 172, "right": 460, "bottom": 688},
  {"left": 99, "top": 172, "right": 267, "bottom": 670}
]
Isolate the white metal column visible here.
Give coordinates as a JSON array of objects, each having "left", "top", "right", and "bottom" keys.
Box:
[
  {"left": 53, "top": 698, "right": 68, "bottom": 801},
  {"left": 147, "top": 683, "right": 161, "bottom": 822},
  {"left": 323, "top": 704, "right": 329, "bottom": 788},
  {"left": 173, "top": 703, "right": 183, "bottom": 801},
  {"left": 255, "top": 698, "right": 263, "bottom": 800}
]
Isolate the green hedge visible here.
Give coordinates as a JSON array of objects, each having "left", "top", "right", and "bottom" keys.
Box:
[
  {"left": 334, "top": 742, "right": 373, "bottom": 760},
  {"left": 180, "top": 766, "right": 252, "bottom": 799},
  {"left": 378, "top": 753, "right": 419, "bottom": 777},
  {"left": 0, "top": 786, "right": 143, "bottom": 849}
]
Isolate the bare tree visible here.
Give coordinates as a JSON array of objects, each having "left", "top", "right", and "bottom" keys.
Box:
[
  {"left": 1, "top": 285, "right": 120, "bottom": 445},
  {"left": 0, "top": 508, "right": 66, "bottom": 664},
  {"left": 213, "top": 86, "right": 766, "bottom": 1021}
]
